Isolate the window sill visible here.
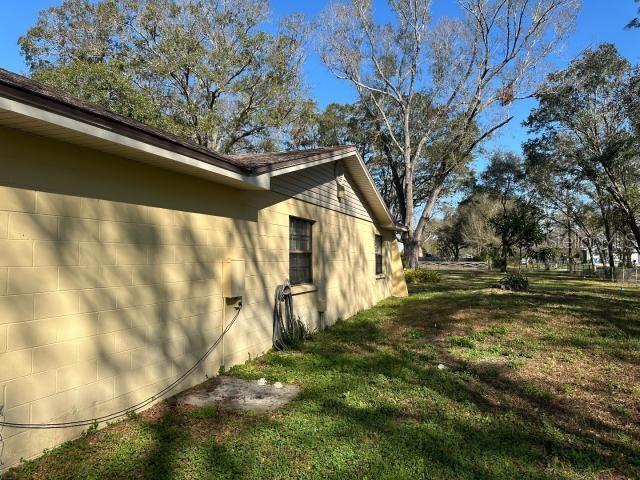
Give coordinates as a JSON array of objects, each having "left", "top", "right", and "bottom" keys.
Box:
[
  {"left": 291, "top": 284, "right": 317, "bottom": 295},
  {"left": 375, "top": 274, "right": 386, "bottom": 280}
]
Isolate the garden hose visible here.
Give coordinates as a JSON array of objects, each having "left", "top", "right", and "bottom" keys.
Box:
[{"left": 272, "top": 280, "right": 305, "bottom": 350}]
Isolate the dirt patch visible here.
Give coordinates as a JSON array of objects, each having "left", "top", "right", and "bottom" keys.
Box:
[
  {"left": 176, "top": 376, "right": 301, "bottom": 412},
  {"left": 483, "top": 287, "right": 520, "bottom": 294}
]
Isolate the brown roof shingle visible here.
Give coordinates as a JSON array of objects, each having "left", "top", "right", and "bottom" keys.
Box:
[{"left": 229, "top": 146, "right": 356, "bottom": 173}]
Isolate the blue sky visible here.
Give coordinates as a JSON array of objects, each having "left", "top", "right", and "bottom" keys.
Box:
[{"left": 0, "top": 0, "right": 638, "bottom": 162}]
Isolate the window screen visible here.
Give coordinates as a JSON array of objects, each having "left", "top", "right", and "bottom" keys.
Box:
[
  {"left": 375, "top": 235, "right": 383, "bottom": 275},
  {"left": 290, "top": 217, "right": 313, "bottom": 285}
]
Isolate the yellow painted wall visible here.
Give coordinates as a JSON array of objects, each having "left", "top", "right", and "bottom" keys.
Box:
[{"left": 0, "top": 125, "right": 406, "bottom": 469}]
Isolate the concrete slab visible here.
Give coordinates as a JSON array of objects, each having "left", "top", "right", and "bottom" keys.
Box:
[{"left": 177, "top": 376, "right": 300, "bottom": 413}]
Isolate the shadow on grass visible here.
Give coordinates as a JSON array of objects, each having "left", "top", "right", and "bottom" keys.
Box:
[{"left": 285, "top": 299, "right": 640, "bottom": 478}]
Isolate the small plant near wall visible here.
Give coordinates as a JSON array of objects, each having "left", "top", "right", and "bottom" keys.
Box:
[
  {"left": 404, "top": 268, "right": 441, "bottom": 284},
  {"left": 500, "top": 274, "right": 529, "bottom": 291}
]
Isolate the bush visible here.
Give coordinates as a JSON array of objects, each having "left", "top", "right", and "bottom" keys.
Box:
[
  {"left": 500, "top": 273, "right": 529, "bottom": 291},
  {"left": 404, "top": 268, "right": 441, "bottom": 284}
]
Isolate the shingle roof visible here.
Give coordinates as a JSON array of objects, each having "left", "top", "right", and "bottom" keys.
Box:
[
  {"left": 0, "top": 68, "right": 354, "bottom": 175},
  {"left": 229, "top": 146, "right": 356, "bottom": 173}
]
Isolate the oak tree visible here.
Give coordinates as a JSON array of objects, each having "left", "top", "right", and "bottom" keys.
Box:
[{"left": 20, "top": 0, "right": 308, "bottom": 153}]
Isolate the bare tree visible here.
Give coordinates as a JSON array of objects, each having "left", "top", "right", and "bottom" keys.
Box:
[
  {"left": 316, "top": 0, "right": 579, "bottom": 267},
  {"left": 460, "top": 193, "right": 501, "bottom": 260}
]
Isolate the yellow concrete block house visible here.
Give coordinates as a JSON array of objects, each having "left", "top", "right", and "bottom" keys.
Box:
[{"left": 0, "top": 68, "right": 407, "bottom": 468}]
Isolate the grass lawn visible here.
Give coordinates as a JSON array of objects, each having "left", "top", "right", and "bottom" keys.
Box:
[{"left": 5, "top": 271, "right": 640, "bottom": 479}]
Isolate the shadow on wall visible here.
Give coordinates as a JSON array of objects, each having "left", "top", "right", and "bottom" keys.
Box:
[
  {"left": 0, "top": 125, "right": 281, "bottom": 465},
  {"left": 0, "top": 124, "right": 391, "bottom": 467}
]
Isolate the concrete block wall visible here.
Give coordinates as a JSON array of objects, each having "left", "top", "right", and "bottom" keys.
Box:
[{"left": 0, "top": 125, "right": 406, "bottom": 469}]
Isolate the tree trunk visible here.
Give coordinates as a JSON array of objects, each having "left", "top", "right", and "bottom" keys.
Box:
[
  {"left": 596, "top": 192, "right": 616, "bottom": 281},
  {"left": 628, "top": 218, "right": 640, "bottom": 256},
  {"left": 518, "top": 246, "right": 523, "bottom": 272},
  {"left": 597, "top": 245, "right": 607, "bottom": 276},
  {"left": 404, "top": 236, "right": 420, "bottom": 269},
  {"left": 501, "top": 242, "right": 508, "bottom": 273},
  {"left": 567, "top": 219, "right": 572, "bottom": 273},
  {"left": 382, "top": 141, "right": 406, "bottom": 223},
  {"left": 604, "top": 226, "right": 615, "bottom": 281},
  {"left": 587, "top": 244, "right": 595, "bottom": 272},
  {"left": 402, "top": 126, "right": 417, "bottom": 269},
  {"left": 411, "top": 180, "right": 445, "bottom": 267}
]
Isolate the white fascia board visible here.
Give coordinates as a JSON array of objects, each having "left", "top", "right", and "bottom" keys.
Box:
[
  {"left": 347, "top": 150, "right": 397, "bottom": 229},
  {"left": 0, "top": 97, "right": 269, "bottom": 190}
]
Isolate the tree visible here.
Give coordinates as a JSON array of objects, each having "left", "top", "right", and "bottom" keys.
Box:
[
  {"left": 627, "top": 0, "right": 640, "bottom": 29},
  {"left": 314, "top": 104, "right": 369, "bottom": 152},
  {"left": 511, "top": 203, "right": 546, "bottom": 270},
  {"left": 20, "top": 0, "right": 308, "bottom": 153},
  {"left": 481, "top": 152, "right": 523, "bottom": 271},
  {"left": 435, "top": 211, "right": 467, "bottom": 260},
  {"left": 625, "top": 67, "right": 640, "bottom": 135},
  {"left": 488, "top": 199, "right": 545, "bottom": 272},
  {"left": 459, "top": 193, "right": 500, "bottom": 261},
  {"left": 525, "top": 44, "right": 640, "bottom": 256},
  {"left": 316, "top": 0, "right": 579, "bottom": 267},
  {"left": 480, "top": 152, "right": 544, "bottom": 272},
  {"left": 524, "top": 131, "right": 618, "bottom": 276}
]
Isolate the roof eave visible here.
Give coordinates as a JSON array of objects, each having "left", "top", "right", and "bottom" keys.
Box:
[{"left": 0, "top": 94, "right": 269, "bottom": 191}]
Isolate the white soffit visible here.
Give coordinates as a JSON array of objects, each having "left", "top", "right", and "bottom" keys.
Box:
[{"left": 0, "top": 97, "right": 268, "bottom": 191}]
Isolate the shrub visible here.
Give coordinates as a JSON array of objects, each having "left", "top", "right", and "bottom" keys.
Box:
[
  {"left": 404, "top": 268, "right": 441, "bottom": 284},
  {"left": 500, "top": 273, "right": 529, "bottom": 291}
]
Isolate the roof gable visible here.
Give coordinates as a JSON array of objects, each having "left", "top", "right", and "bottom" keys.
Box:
[{"left": 271, "top": 160, "right": 374, "bottom": 222}]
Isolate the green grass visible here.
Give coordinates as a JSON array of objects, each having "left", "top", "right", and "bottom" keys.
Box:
[{"left": 5, "top": 271, "right": 640, "bottom": 479}]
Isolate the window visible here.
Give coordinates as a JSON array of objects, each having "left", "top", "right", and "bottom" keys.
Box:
[
  {"left": 375, "top": 235, "right": 383, "bottom": 275},
  {"left": 289, "top": 217, "right": 313, "bottom": 285}
]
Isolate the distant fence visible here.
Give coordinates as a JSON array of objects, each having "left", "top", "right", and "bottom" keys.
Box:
[
  {"left": 563, "top": 263, "right": 640, "bottom": 283},
  {"left": 418, "top": 260, "right": 640, "bottom": 282},
  {"left": 578, "top": 266, "right": 640, "bottom": 283},
  {"left": 419, "top": 260, "right": 488, "bottom": 270},
  {"left": 616, "top": 268, "right": 640, "bottom": 283}
]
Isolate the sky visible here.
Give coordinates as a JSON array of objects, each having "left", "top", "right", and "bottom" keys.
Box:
[{"left": 0, "top": 0, "right": 638, "bottom": 167}]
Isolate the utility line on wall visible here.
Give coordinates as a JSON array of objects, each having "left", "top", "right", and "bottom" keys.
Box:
[{"left": 0, "top": 304, "right": 242, "bottom": 431}]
